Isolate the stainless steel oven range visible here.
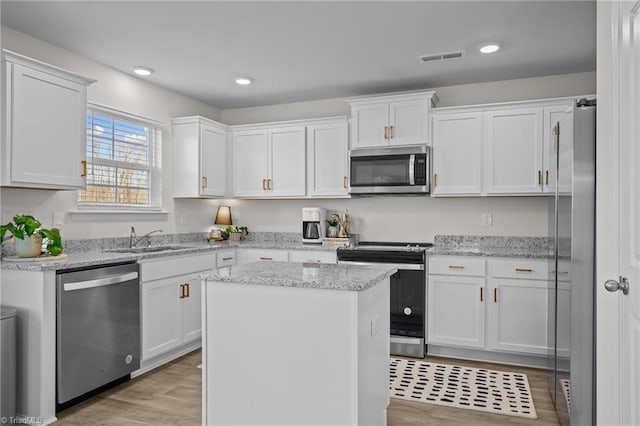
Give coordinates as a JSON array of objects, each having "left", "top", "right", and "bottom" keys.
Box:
[{"left": 337, "top": 242, "right": 431, "bottom": 358}]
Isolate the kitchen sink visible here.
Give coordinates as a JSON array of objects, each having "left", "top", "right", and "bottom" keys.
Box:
[{"left": 104, "top": 245, "right": 195, "bottom": 254}]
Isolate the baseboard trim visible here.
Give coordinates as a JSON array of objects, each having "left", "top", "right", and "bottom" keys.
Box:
[
  {"left": 427, "top": 345, "right": 549, "bottom": 369},
  {"left": 133, "top": 341, "right": 201, "bottom": 378}
]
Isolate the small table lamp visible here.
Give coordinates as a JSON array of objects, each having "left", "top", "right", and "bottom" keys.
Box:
[
  {"left": 215, "top": 205, "right": 232, "bottom": 226},
  {"left": 209, "top": 206, "right": 232, "bottom": 241}
]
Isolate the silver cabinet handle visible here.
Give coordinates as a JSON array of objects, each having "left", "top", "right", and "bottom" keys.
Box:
[{"left": 64, "top": 272, "right": 138, "bottom": 291}]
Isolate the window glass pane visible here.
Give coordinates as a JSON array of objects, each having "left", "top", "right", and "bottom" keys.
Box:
[
  {"left": 78, "top": 185, "right": 116, "bottom": 203},
  {"left": 80, "top": 109, "right": 157, "bottom": 208},
  {"left": 118, "top": 188, "right": 149, "bottom": 205},
  {"left": 117, "top": 168, "right": 148, "bottom": 189}
]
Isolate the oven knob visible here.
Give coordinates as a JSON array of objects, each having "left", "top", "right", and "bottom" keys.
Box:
[
  {"left": 125, "top": 354, "right": 133, "bottom": 364},
  {"left": 403, "top": 307, "right": 412, "bottom": 316}
]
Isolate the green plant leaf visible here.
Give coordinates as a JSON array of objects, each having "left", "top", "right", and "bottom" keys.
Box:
[
  {"left": 13, "top": 215, "right": 41, "bottom": 237},
  {"left": 39, "top": 228, "right": 63, "bottom": 256},
  {"left": 1, "top": 223, "right": 24, "bottom": 240}
]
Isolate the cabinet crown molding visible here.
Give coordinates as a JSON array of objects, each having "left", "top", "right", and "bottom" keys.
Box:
[
  {"left": 346, "top": 90, "right": 439, "bottom": 108},
  {"left": 432, "top": 94, "right": 595, "bottom": 114},
  {"left": 3, "top": 49, "right": 96, "bottom": 86}
]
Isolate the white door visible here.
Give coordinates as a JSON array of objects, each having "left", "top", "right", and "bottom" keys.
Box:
[
  {"left": 487, "top": 278, "right": 548, "bottom": 355},
  {"left": 200, "top": 123, "right": 227, "bottom": 197},
  {"left": 431, "top": 112, "right": 483, "bottom": 195},
  {"left": 351, "top": 103, "right": 389, "bottom": 149},
  {"left": 183, "top": 274, "right": 203, "bottom": 343},
  {"left": 306, "top": 122, "right": 349, "bottom": 197},
  {"left": 268, "top": 126, "right": 306, "bottom": 197},
  {"left": 10, "top": 63, "right": 87, "bottom": 188},
  {"left": 141, "top": 278, "right": 182, "bottom": 360},
  {"left": 427, "top": 275, "right": 485, "bottom": 349},
  {"left": 543, "top": 104, "right": 574, "bottom": 194},
  {"left": 616, "top": 2, "right": 640, "bottom": 424},
  {"left": 485, "top": 107, "right": 543, "bottom": 194},
  {"left": 232, "top": 129, "right": 268, "bottom": 197},
  {"left": 388, "top": 99, "right": 428, "bottom": 146}
]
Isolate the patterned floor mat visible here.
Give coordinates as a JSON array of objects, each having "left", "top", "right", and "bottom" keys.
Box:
[{"left": 390, "top": 358, "right": 538, "bottom": 419}]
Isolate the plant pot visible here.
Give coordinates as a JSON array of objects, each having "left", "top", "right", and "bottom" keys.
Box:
[
  {"left": 228, "top": 232, "right": 243, "bottom": 242},
  {"left": 327, "top": 226, "right": 339, "bottom": 238},
  {"left": 15, "top": 234, "right": 43, "bottom": 257}
]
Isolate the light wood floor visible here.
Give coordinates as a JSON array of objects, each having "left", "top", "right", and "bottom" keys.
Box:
[{"left": 55, "top": 350, "right": 559, "bottom": 426}]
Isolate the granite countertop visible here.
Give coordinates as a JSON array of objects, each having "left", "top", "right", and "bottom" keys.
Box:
[
  {"left": 0, "top": 238, "right": 338, "bottom": 272},
  {"left": 198, "top": 261, "right": 397, "bottom": 292},
  {"left": 428, "top": 235, "right": 558, "bottom": 259}
]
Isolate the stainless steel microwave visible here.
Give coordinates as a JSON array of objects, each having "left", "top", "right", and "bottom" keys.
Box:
[{"left": 349, "top": 146, "right": 430, "bottom": 195}]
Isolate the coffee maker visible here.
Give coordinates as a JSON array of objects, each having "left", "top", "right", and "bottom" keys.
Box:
[{"left": 302, "top": 208, "right": 326, "bottom": 244}]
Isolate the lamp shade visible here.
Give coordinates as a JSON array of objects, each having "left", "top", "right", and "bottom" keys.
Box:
[{"left": 214, "top": 205, "right": 232, "bottom": 225}]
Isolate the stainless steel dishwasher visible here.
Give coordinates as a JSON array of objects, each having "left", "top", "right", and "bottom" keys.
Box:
[{"left": 56, "top": 262, "right": 140, "bottom": 409}]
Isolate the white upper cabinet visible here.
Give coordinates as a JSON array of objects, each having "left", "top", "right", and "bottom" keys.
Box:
[
  {"left": 431, "top": 97, "right": 580, "bottom": 197},
  {"left": 347, "top": 91, "right": 438, "bottom": 149},
  {"left": 485, "top": 107, "right": 543, "bottom": 194},
  {"left": 268, "top": 126, "right": 306, "bottom": 197},
  {"left": 232, "top": 129, "right": 269, "bottom": 197},
  {"left": 231, "top": 124, "right": 305, "bottom": 198},
  {"left": 543, "top": 105, "right": 574, "bottom": 194},
  {"left": 431, "top": 112, "right": 482, "bottom": 196},
  {"left": 2, "top": 50, "right": 95, "bottom": 189},
  {"left": 306, "top": 118, "right": 349, "bottom": 197},
  {"left": 172, "top": 116, "right": 228, "bottom": 198}
]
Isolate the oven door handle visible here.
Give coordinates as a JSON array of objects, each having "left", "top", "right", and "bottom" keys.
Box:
[
  {"left": 338, "top": 260, "right": 424, "bottom": 270},
  {"left": 63, "top": 272, "right": 139, "bottom": 291}
]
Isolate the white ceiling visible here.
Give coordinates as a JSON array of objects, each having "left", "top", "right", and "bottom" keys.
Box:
[{"left": 0, "top": 1, "right": 596, "bottom": 109}]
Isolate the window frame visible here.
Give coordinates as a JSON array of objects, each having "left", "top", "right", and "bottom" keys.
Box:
[{"left": 78, "top": 103, "right": 164, "bottom": 212}]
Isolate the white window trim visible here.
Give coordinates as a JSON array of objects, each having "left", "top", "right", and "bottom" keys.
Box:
[{"left": 77, "top": 103, "right": 167, "bottom": 215}]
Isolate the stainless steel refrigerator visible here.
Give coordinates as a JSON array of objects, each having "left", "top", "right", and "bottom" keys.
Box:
[{"left": 547, "top": 98, "right": 596, "bottom": 425}]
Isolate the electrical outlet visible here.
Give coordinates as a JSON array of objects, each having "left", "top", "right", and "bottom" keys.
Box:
[
  {"left": 180, "top": 215, "right": 187, "bottom": 225},
  {"left": 53, "top": 212, "right": 65, "bottom": 227},
  {"left": 481, "top": 213, "right": 493, "bottom": 227}
]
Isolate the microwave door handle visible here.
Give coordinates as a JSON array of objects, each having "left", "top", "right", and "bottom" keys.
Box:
[{"left": 409, "top": 154, "right": 415, "bottom": 185}]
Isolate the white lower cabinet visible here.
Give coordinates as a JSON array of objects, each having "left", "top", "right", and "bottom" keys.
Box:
[
  {"left": 139, "top": 253, "right": 216, "bottom": 364},
  {"left": 427, "top": 275, "right": 486, "bottom": 349},
  {"left": 428, "top": 255, "right": 560, "bottom": 358},
  {"left": 486, "top": 278, "right": 548, "bottom": 355}
]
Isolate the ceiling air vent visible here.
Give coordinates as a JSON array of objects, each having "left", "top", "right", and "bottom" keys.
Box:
[{"left": 419, "top": 50, "right": 465, "bottom": 63}]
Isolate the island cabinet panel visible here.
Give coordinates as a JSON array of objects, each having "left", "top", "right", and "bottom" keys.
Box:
[
  {"left": 2, "top": 52, "right": 94, "bottom": 189},
  {"left": 202, "top": 277, "right": 390, "bottom": 426}
]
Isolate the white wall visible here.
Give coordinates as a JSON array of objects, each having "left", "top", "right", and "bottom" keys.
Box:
[
  {"left": 220, "top": 72, "right": 595, "bottom": 125},
  {"left": 225, "top": 197, "right": 550, "bottom": 242},
  {"left": 0, "top": 26, "right": 595, "bottom": 241},
  {"left": 0, "top": 26, "right": 222, "bottom": 239}
]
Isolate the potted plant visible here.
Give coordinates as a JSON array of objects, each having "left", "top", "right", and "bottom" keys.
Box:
[
  {"left": 224, "top": 225, "right": 249, "bottom": 241},
  {"left": 326, "top": 218, "right": 339, "bottom": 238},
  {"left": 1, "top": 214, "right": 63, "bottom": 257}
]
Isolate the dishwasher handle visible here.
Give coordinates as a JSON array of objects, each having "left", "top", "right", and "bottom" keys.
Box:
[{"left": 63, "top": 271, "right": 139, "bottom": 292}]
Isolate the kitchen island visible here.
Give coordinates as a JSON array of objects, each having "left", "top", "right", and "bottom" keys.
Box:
[{"left": 200, "top": 261, "right": 396, "bottom": 426}]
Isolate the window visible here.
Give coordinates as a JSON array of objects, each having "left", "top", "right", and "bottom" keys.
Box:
[{"left": 78, "top": 105, "right": 162, "bottom": 210}]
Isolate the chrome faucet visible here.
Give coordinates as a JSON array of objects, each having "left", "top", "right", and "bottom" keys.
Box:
[{"left": 129, "top": 226, "right": 163, "bottom": 248}]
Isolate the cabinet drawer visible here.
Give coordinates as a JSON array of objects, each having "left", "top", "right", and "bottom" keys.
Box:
[
  {"left": 216, "top": 249, "right": 236, "bottom": 268},
  {"left": 140, "top": 253, "right": 216, "bottom": 282},
  {"left": 428, "top": 256, "right": 486, "bottom": 276},
  {"left": 288, "top": 250, "right": 337, "bottom": 264},
  {"left": 556, "top": 260, "right": 571, "bottom": 282},
  {"left": 488, "top": 258, "right": 550, "bottom": 281},
  {"left": 237, "top": 249, "right": 288, "bottom": 264}
]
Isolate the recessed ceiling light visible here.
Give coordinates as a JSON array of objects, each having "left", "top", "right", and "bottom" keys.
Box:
[
  {"left": 133, "top": 66, "right": 154, "bottom": 76},
  {"left": 234, "top": 77, "right": 253, "bottom": 86},
  {"left": 478, "top": 43, "right": 501, "bottom": 54}
]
